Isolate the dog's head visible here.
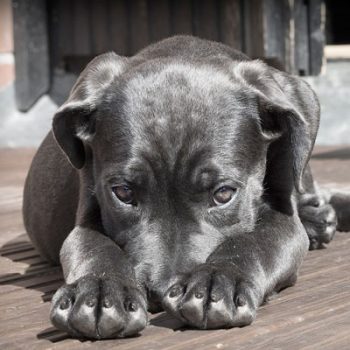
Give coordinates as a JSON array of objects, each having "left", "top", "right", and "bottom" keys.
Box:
[{"left": 52, "top": 50, "right": 317, "bottom": 300}]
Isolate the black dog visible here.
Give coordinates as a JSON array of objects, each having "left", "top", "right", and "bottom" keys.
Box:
[{"left": 23, "top": 36, "right": 350, "bottom": 339}]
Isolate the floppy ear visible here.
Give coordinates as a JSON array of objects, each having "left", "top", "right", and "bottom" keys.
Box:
[
  {"left": 233, "top": 61, "right": 319, "bottom": 212},
  {"left": 52, "top": 52, "right": 127, "bottom": 169}
]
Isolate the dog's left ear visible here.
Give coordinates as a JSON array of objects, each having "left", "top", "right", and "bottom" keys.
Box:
[
  {"left": 52, "top": 52, "right": 127, "bottom": 169},
  {"left": 233, "top": 61, "right": 319, "bottom": 211}
]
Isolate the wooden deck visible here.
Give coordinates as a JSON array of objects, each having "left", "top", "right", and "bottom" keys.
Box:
[{"left": 0, "top": 147, "right": 349, "bottom": 349}]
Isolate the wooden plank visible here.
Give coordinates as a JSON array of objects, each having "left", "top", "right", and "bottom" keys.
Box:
[
  {"left": 128, "top": 0, "right": 149, "bottom": 54},
  {"left": 242, "top": 0, "right": 326, "bottom": 75},
  {"left": 0, "top": 242, "right": 33, "bottom": 254},
  {"left": 1, "top": 248, "right": 39, "bottom": 262},
  {"left": 72, "top": 0, "right": 91, "bottom": 56},
  {"left": 192, "top": 0, "right": 219, "bottom": 41},
  {"left": 90, "top": 0, "right": 109, "bottom": 54},
  {"left": 308, "top": 0, "right": 325, "bottom": 75},
  {"left": 283, "top": 0, "right": 295, "bottom": 74},
  {"left": 50, "top": 0, "right": 74, "bottom": 67},
  {"left": 294, "top": 0, "right": 310, "bottom": 75},
  {"left": 219, "top": 0, "right": 242, "bottom": 50},
  {"left": 12, "top": 0, "right": 49, "bottom": 111},
  {"left": 170, "top": 0, "right": 192, "bottom": 35},
  {"left": 107, "top": 0, "right": 128, "bottom": 55},
  {"left": 242, "top": 0, "right": 265, "bottom": 58},
  {"left": 263, "top": 0, "right": 289, "bottom": 71},
  {"left": 0, "top": 270, "right": 63, "bottom": 294},
  {"left": 148, "top": 0, "right": 171, "bottom": 43}
]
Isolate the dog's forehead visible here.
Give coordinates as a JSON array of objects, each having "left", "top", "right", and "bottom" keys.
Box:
[
  {"left": 124, "top": 63, "right": 253, "bottom": 126},
  {"left": 96, "top": 62, "right": 264, "bottom": 175},
  {"left": 124, "top": 64, "right": 255, "bottom": 137},
  {"left": 124, "top": 62, "right": 235, "bottom": 111}
]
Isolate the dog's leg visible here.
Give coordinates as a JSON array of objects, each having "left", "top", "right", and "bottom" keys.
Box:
[
  {"left": 163, "top": 206, "right": 308, "bottom": 329},
  {"left": 297, "top": 165, "right": 350, "bottom": 249},
  {"left": 297, "top": 165, "right": 338, "bottom": 249},
  {"left": 329, "top": 192, "right": 350, "bottom": 232},
  {"left": 50, "top": 226, "right": 148, "bottom": 339},
  {"left": 297, "top": 192, "right": 338, "bottom": 250}
]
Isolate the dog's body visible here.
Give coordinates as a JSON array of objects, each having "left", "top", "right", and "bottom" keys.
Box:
[{"left": 23, "top": 36, "right": 349, "bottom": 339}]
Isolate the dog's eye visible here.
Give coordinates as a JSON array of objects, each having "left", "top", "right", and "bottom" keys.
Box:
[
  {"left": 213, "top": 186, "right": 236, "bottom": 206},
  {"left": 112, "top": 185, "right": 135, "bottom": 205}
]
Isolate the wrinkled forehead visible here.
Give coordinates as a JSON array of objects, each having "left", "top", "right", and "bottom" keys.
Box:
[{"left": 95, "top": 63, "right": 264, "bottom": 178}]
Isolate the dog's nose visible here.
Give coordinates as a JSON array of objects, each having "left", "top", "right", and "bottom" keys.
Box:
[{"left": 147, "top": 289, "right": 166, "bottom": 313}]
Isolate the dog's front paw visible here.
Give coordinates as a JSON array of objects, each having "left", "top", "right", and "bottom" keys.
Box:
[
  {"left": 298, "top": 194, "right": 337, "bottom": 250},
  {"left": 163, "top": 263, "right": 256, "bottom": 329},
  {"left": 50, "top": 275, "right": 147, "bottom": 339}
]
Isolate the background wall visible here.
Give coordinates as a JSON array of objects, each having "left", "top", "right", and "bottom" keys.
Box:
[
  {"left": 0, "top": 0, "right": 14, "bottom": 89},
  {"left": 0, "top": 0, "right": 349, "bottom": 147},
  {"left": 305, "top": 59, "right": 350, "bottom": 145}
]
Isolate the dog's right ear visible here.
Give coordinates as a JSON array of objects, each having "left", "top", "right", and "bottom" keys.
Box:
[{"left": 52, "top": 53, "right": 127, "bottom": 169}]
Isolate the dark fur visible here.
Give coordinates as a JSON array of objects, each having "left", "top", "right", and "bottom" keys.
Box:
[{"left": 23, "top": 36, "right": 349, "bottom": 339}]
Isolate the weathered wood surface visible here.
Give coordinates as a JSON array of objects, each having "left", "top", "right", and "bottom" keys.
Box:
[
  {"left": 47, "top": 0, "right": 325, "bottom": 73},
  {"left": 57, "top": 0, "right": 327, "bottom": 104},
  {"left": 12, "top": 0, "right": 49, "bottom": 111},
  {"left": 13, "top": 0, "right": 325, "bottom": 107},
  {"left": 0, "top": 146, "right": 349, "bottom": 349}
]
